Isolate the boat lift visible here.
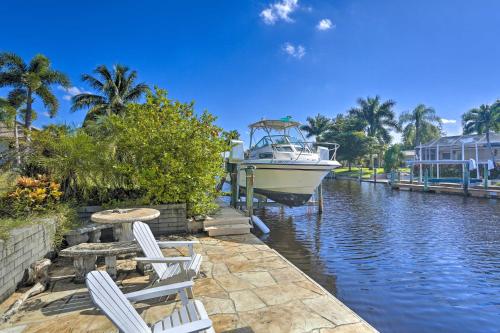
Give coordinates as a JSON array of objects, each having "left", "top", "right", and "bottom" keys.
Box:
[{"left": 392, "top": 159, "right": 491, "bottom": 194}]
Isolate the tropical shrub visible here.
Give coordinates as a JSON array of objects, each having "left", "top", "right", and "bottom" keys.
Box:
[
  {"left": 102, "top": 89, "right": 227, "bottom": 214},
  {"left": 28, "top": 126, "right": 123, "bottom": 203},
  {"left": 383, "top": 144, "right": 405, "bottom": 173},
  {"left": 28, "top": 88, "right": 227, "bottom": 215},
  {"left": 0, "top": 175, "right": 62, "bottom": 216}
]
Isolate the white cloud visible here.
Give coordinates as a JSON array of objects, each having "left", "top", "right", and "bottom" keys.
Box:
[
  {"left": 441, "top": 118, "right": 457, "bottom": 124},
  {"left": 260, "top": 0, "right": 299, "bottom": 25},
  {"left": 316, "top": 18, "right": 334, "bottom": 31},
  {"left": 58, "top": 85, "right": 91, "bottom": 101},
  {"left": 282, "top": 42, "right": 306, "bottom": 59},
  {"left": 42, "top": 112, "right": 50, "bottom": 117}
]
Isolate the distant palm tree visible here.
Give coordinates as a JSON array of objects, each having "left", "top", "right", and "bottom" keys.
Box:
[
  {"left": 222, "top": 129, "right": 241, "bottom": 146},
  {"left": 0, "top": 52, "right": 70, "bottom": 132},
  {"left": 71, "top": 65, "right": 149, "bottom": 124},
  {"left": 349, "top": 96, "right": 400, "bottom": 143},
  {"left": 348, "top": 96, "right": 400, "bottom": 168},
  {"left": 399, "top": 104, "right": 442, "bottom": 147},
  {"left": 300, "top": 114, "right": 332, "bottom": 142},
  {"left": 462, "top": 103, "right": 500, "bottom": 166}
]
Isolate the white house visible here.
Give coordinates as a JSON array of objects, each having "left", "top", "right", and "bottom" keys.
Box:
[{"left": 414, "top": 132, "right": 500, "bottom": 178}]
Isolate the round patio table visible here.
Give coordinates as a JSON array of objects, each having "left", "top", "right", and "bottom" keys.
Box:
[{"left": 91, "top": 208, "right": 160, "bottom": 241}]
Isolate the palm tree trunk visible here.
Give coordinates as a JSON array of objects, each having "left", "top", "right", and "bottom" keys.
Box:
[
  {"left": 25, "top": 89, "right": 32, "bottom": 142},
  {"left": 14, "top": 121, "right": 21, "bottom": 167},
  {"left": 415, "top": 124, "right": 420, "bottom": 150}
]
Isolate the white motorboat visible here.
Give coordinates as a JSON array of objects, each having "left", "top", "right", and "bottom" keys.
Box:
[{"left": 231, "top": 118, "right": 341, "bottom": 206}]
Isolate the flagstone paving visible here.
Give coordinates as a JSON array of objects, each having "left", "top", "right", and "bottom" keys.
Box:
[{"left": 0, "top": 233, "right": 377, "bottom": 333}]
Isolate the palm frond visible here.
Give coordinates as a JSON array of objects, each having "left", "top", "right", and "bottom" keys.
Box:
[
  {"left": 7, "top": 88, "right": 27, "bottom": 108},
  {"left": 42, "top": 69, "right": 70, "bottom": 87},
  {"left": 71, "top": 93, "right": 107, "bottom": 112},
  {"left": 36, "top": 85, "right": 59, "bottom": 117},
  {"left": 0, "top": 72, "right": 24, "bottom": 88},
  {"left": 28, "top": 54, "right": 50, "bottom": 73},
  {"left": 94, "top": 65, "right": 113, "bottom": 83},
  {"left": 123, "top": 83, "right": 149, "bottom": 102},
  {"left": 0, "top": 52, "right": 26, "bottom": 72},
  {"left": 81, "top": 73, "right": 104, "bottom": 90}
]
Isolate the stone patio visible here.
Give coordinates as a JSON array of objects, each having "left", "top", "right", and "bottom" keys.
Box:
[{"left": 0, "top": 233, "right": 377, "bottom": 333}]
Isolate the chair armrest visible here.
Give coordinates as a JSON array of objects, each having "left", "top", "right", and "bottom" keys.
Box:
[
  {"left": 135, "top": 257, "right": 192, "bottom": 263},
  {"left": 158, "top": 319, "right": 213, "bottom": 333},
  {"left": 157, "top": 241, "right": 199, "bottom": 248},
  {"left": 124, "top": 280, "right": 194, "bottom": 302}
]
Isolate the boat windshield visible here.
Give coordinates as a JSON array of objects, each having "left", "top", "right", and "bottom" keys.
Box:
[
  {"left": 252, "top": 135, "right": 311, "bottom": 152},
  {"left": 253, "top": 135, "right": 289, "bottom": 148}
]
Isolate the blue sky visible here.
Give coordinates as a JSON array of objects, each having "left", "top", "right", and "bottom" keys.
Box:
[{"left": 2, "top": 0, "right": 500, "bottom": 142}]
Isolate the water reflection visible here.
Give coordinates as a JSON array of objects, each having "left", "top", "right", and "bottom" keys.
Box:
[{"left": 257, "top": 180, "right": 500, "bottom": 333}]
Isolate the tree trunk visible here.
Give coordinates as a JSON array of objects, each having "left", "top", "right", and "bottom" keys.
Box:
[
  {"left": 14, "top": 121, "right": 21, "bottom": 167},
  {"left": 25, "top": 89, "right": 32, "bottom": 141},
  {"left": 348, "top": 161, "right": 351, "bottom": 171}
]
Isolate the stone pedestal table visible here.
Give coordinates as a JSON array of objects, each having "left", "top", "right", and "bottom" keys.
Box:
[
  {"left": 91, "top": 208, "right": 160, "bottom": 242},
  {"left": 59, "top": 241, "right": 140, "bottom": 282}
]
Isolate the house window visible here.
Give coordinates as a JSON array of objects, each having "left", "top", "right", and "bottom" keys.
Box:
[{"left": 442, "top": 152, "right": 451, "bottom": 159}]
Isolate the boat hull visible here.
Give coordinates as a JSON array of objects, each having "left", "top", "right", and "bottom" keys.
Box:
[{"left": 238, "top": 160, "right": 340, "bottom": 206}]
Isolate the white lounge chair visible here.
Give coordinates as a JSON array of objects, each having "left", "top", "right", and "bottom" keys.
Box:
[
  {"left": 133, "top": 222, "right": 203, "bottom": 287},
  {"left": 86, "top": 270, "right": 214, "bottom": 333}
]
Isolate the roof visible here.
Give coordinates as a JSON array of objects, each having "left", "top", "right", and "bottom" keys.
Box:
[
  {"left": 249, "top": 119, "right": 301, "bottom": 130},
  {"left": 417, "top": 132, "right": 500, "bottom": 148},
  {"left": 0, "top": 121, "right": 40, "bottom": 139}
]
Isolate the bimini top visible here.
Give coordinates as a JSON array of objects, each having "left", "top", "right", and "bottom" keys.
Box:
[{"left": 249, "top": 118, "right": 301, "bottom": 130}]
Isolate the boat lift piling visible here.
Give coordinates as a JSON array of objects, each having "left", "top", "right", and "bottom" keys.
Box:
[
  {"left": 244, "top": 166, "right": 255, "bottom": 217},
  {"left": 317, "top": 183, "right": 324, "bottom": 213}
]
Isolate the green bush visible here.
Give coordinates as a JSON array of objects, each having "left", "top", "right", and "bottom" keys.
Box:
[
  {"left": 103, "top": 89, "right": 226, "bottom": 214},
  {"left": 28, "top": 88, "right": 227, "bottom": 215},
  {"left": 383, "top": 144, "right": 405, "bottom": 173}
]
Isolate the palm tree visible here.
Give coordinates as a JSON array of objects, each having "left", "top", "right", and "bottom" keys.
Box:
[
  {"left": 71, "top": 65, "right": 149, "bottom": 123},
  {"left": 399, "top": 104, "right": 442, "bottom": 147},
  {"left": 462, "top": 103, "right": 500, "bottom": 166},
  {"left": 0, "top": 52, "right": 70, "bottom": 132},
  {"left": 348, "top": 96, "right": 400, "bottom": 168},
  {"left": 0, "top": 94, "right": 24, "bottom": 166},
  {"left": 300, "top": 114, "right": 332, "bottom": 142}
]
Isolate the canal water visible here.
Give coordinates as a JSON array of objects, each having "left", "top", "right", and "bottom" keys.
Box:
[{"left": 255, "top": 179, "right": 500, "bottom": 333}]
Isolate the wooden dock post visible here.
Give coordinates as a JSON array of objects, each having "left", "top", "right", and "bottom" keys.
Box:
[
  {"left": 317, "top": 183, "right": 323, "bottom": 214},
  {"left": 424, "top": 169, "right": 429, "bottom": 191},
  {"left": 230, "top": 163, "right": 239, "bottom": 208},
  {"left": 245, "top": 166, "right": 255, "bottom": 217},
  {"left": 484, "top": 164, "right": 489, "bottom": 190},
  {"left": 463, "top": 162, "right": 469, "bottom": 195}
]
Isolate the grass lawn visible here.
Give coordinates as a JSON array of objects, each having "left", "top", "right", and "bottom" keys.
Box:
[{"left": 333, "top": 167, "right": 410, "bottom": 179}]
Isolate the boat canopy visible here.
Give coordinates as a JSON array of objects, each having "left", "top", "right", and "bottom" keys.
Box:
[{"left": 249, "top": 119, "right": 301, "bottom": 130}]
